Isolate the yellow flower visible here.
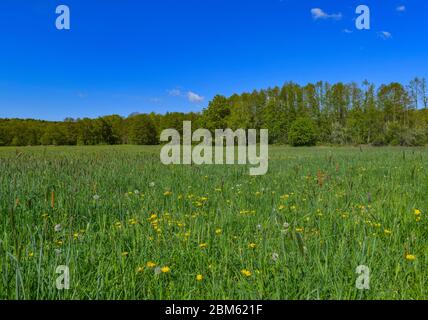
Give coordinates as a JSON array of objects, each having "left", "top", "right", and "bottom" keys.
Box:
[
  {"left": 114, "top": 221, "right": 122, "bottom": 228},
  {"left": 196, "top": 274, "right": 203, "bottom": 281},
  {"left": 163, "top": 191, "right": 173, "bottom": 197},
  {"left": 128, "top": 218, "right": 138, "bottom": 225},
  {"left": 136, "top": 267, "right": 144, "bottom": 273},
  {"left": 199, "top": 243, "right": 208, "bottom": 249},
  {"left": 414, "top": 209, "right": 422, "bottom": 216},
  {"left": 161, "top": 266, "right": 171, "bottom": 273},
  {"left": 406, "top": 254, "right": 416, "bottom": 262},
  {"left": 384, "top": 229, "right": 392, "bottom": 236},
  {"left": 215, "top": 229, "right": 222, "bottom": 235},
  {"left": 73, "top": 232, "right": 79, "bottom": 240},
  {"left": 28, "top": 252, "right": 34, "bottom": 258},
  {"left": 241, "top": 269, "right": 252, "bottom": 277},
  {"left": 248, "top": 243, "right": 257, "bottom": 249},
  {"left": 278, "top": 205, "right": 286, "bottom": 211},
  {"left": 41, "top": 213, "right": 49, "bottom": 219},
  {"left": 416, "top": 217, "right": 421, "bottom": 222},
  {"left": 295, "top": 227, "right": 304, "bottom": 233},
  {"left": 146, "top": 261, "right": 157, "bottom": 268}
]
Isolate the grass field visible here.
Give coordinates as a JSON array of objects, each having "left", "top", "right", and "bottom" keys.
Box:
[{"left": 0, "top": 146, "right": 427, "bottom": 300}]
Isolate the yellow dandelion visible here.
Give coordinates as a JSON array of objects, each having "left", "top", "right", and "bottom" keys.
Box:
[
  {"left": 199, "top": 243, "right": 208, "bottom": 249},
  {"left": 136, "top": 267, "right": 144, "bottom": 273},
  {"left": 161, "top": 266, "right": 171, "bottom": 273},
  {"left": 163, "top": 191, "right": 173, "bottom": 197},
  {"left": 405, "top": 254, "right": 416, "bottom": 262},
  {"left": 248, "top": 243, "right": 257, "bottom": 249},
  {"left": 28, "top": 252, "right": 34, "bottom": 258},
  {"left": 295, "top": 227, "right": 304, "bottom": 233},
  {"left": 215, "top": 229, "right": 222, "bottom": 235},
  {"left": 146, "top": 261, "right": 157, "bottom": 268},
  {"left": 241, "top": 269, "right": 252, "bottom": 277},
  {"left": 384, "top": 229, "right": 392, "bottom": 236},
  {"left": 196, "top": 274, "right": 203, "bottom": 281},
  {"left": 414, "top": 209, "right": 422, "bottom": 216}
]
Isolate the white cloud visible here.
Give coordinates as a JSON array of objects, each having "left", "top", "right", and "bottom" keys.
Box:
[
  {"left": 187, "top": 91, "right": 204, "bottom": 103},
  {"left": 167, "top": 89, "right": 182, "bottom": 96},
  {"left": 378, "top": 31, "right": 392, "bottom": 40},
  {"left": 311, "top": 8, "right": 342, "bottom": 20},
  {"left": 343, "top": 29, "right": 353, "bottom": 34},
  {"left": 396, "top": 5, "right": 406, "bottom": 12}
]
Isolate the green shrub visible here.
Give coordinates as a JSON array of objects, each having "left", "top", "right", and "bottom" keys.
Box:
[{"left": 288, "top": 118, "right": 318, "bottom": 146}]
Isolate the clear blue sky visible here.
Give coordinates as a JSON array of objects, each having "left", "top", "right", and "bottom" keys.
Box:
[{"left": 0, "top": 0, "right": 427, "bottom": 121}]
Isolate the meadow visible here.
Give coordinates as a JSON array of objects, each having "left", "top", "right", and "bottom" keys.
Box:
[{"left": 0, "top": 146, "right": 426, "bottom": 300}]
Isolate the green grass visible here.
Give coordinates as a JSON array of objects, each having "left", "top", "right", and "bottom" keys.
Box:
[{"left": 0, "top": 145, "right": 427, "bottom": 300}]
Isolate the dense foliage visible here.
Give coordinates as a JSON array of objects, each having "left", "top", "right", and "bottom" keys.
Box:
[{"left": 1, "top": 78, "right": 428, "bottom": 146}]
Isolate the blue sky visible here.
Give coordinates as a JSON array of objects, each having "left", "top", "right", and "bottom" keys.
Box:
[{"left": 0, "top": 0, "right": 427, "bottom": 121}]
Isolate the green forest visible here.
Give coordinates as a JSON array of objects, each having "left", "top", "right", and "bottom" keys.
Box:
[{"left": 1, "top": 78, "right": 428, "bottom": 147}]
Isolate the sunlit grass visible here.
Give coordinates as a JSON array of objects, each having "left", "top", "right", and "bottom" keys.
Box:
[{"left": 0, "top": 146, "right": 427, "bottom": 299}]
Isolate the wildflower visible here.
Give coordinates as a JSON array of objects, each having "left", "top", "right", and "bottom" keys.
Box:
[
  {"left": 54, "top": 224, "right": 62, "bottom": 232},
  {"left": 149, "top": 182, "right": 155, "bottom": 187},
  {"left": 146, "top": 261, "right": 157, "bottom": 268},
  {"left": 54, "top": 249, "right": 62, "bottom": 255},
  {"left": 154, "top": 267, "right": 162, "bottom": 275},
  {"left": 384, "top": 229, "right": 392, "bottom": 236},
  {"left": 161, "top": 266, "right": 171, "bottom": 273},
  {"left": 93, "top": 195, "right": 100, "bottom": 201},
  {"left": 241, "top": 269, "right": 252, "bottom": 277},
  {"left": 283, "top": 222, "right": 290, "bottom": 230},
  {"left": 136, "top": 267, "right": 144, "bottom": 274},
  {"left": 114, "top": 221, "right": 122, "bottom": 229},
  {"left": 248, "top": 243, "right": 257, "bottom": 249},
  {"left": 414, "top": 209, "right": 422, "bottom": 216},
  {"left": 405, "top": 254, "right": 416, "bottom": 262},
  {"left": 41, "top": 213, "right": 49, "bottom": 219},
  {"left": 215, "top": 229, "right": 222, "bottom": 235},
  {"left": 164, "top": 191, "right": 173, "bottom": 197},
  {"left": 196, "top": 274, "right": 203, "bottom": 281},
  {"left": 295, "top": 227, "right": 304, "bottom": 233},
  {"left": 73, "top": 232, "right": 79, "bottom": 240},
  {"left": 271, "top": 252, "right": 279, "bottom": 262},
  {"left": 134, "top": 190, "right": 140, "bottom": 195},
  {"left": 199, "top": 243, "right": 208, "bottom": 249},
  {"left": 278, "top": 205, "right": 286, "bottom": 211},
  {"left": 128, "top": 218, "right": 138, "bottom": 225},
  {"left": 28, "top": 252, "right": 34, "bottom": 258},
  {"left": 416, "top": 217, "right": 421, "bottom": 222},
  {"left": 55, "top": 240, "right": 63, "bottom": 246}
]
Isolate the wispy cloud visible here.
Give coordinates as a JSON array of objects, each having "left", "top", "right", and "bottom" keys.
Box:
[
  {"left": 343, "top": 29, "right": 353, "bottom": 34},
  {"left": 167, "top": 89, "right": 182, "bottom": 97},
  {"left": 187, "top": 91, "right": 204, "bottom": 103},
  {"left": 378, "top": 31, "right": 392, "bottom": 40},
  {"left": 396, "top": 5, "right": 406, "bottom": 12},
  {"left": 311, "top": 8, "right": 342, "bottom": 20}
]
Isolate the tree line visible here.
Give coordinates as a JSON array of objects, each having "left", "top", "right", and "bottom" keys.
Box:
[{"left": 1, "top": 78, "right": 428, "bottom": 147}]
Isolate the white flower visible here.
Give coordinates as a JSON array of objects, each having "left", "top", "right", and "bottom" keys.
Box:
[
  {"left": 154, "top": 267, "right": 162, "bottom": 275},
  {"left": 93, "top": 195, "right": 100, "bottom": 201},
  {"left": 54, "top": 224, "right": 62, "bottom": 232},
  {"left": 257, "top": 224, "right": 262, "bottom": 230},
  {"left": 283, "top": 222, "right": 290, "bottom": 230},
  {"left": 54, "top": 249, "right": 62, "bottom": 255},
  {"left": 149, "top": 182, "right": 155, "bottom": 188},
  {"left": 134, "top": 190, "right": 140, "bottom": 195}
]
